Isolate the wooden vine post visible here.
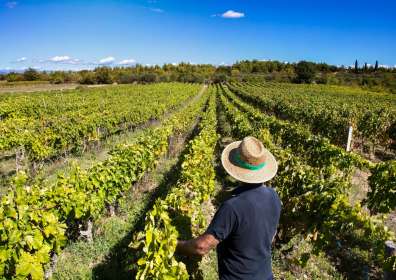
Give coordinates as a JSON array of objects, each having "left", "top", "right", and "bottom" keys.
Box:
[
  {"left": 346, "top": 125, "right": 353, "bottom": 152},
  {"left": 167, "top": 135, "right": 175, "bottom": 158},
  {"left": 15, "top": 146, "right": 25, "bottom": 172},
  {"left": 80, "top": 220, "right": 93, "bottom": 242},
  {"left": 384, "top": 240, "right": 396, "bottom": 280}
]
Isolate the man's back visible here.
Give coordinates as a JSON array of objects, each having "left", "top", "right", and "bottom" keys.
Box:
[{"left": 206, "top": 184, "right": 281, "bottom": 280}]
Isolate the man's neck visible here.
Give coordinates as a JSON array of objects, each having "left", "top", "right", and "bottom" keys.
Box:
[{"left": 232, "top": 183, "right": 264, "bottom": 196}]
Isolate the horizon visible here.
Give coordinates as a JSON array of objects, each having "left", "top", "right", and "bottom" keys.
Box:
[
  {"left": 1, "top": 59, "right": 395, "bottom": 74},
  {"left": 1, "top": 0, "right": 396, "bottom": 71}
]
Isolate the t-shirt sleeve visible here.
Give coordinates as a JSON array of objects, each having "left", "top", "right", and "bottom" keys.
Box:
[{"left": 205, "top": 202, "right": 238, "bottom": 241}]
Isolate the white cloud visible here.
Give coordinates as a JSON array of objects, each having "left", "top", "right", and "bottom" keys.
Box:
[
  {"left": 16, "top": 57, "right": 27, "bottom": 62},
  {"left": 46, "top": 56, "right": 81, "bottom": 64},
  {"left": 6, "top": 1, "right": 17, "bottom": 8},
  {"left": 99, "top": 56, "right": 115, "bottom": 64},
  {"left": 221, "top": 10, "right": 245, "bottom": 19},
  {"left": 69, "top": 59, "right": 81, "bottom": 64},
  {"left": 118, "top": 59, "right": 136, "bottom": 65},
  {"left": 379, "top": 64, "right": 391, "bottom": 69},
  {"left": 50, "top": 55, "right": 71, "bottom": 62}
]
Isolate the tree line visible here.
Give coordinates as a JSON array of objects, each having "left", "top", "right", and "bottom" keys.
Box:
[{"left": 1, "top": 60, "right": 395, "bottom": 93}]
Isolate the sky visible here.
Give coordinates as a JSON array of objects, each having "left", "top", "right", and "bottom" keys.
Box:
[{"left": 1, "top": 0, "right": 395, "bottom": 71}]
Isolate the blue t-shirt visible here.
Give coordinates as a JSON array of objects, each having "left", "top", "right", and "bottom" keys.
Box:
[{"left": 205, "top": 184, "right": 281, "bottom": 280}]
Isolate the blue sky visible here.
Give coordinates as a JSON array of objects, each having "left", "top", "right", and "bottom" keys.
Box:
[{"left": 1, "top": 0, "right": 395, "bottom": 70}]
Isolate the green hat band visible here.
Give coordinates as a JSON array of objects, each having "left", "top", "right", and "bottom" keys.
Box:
[{"left": 233, "top": 152, "right": 266, "bottom": 171}]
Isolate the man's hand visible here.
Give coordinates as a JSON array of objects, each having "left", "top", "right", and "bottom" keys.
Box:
[{"left": 176, "top": 234, "right": 219, "bottom": 256}]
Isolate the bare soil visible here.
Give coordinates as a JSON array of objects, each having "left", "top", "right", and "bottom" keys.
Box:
[
  {"left": 349, "top": 168, "right": 370, "bottom": 206},
  {"left": 0, "top": 83, "right": 112, "bottom": 94},
  {"left": 349, "top": 168, "right": 396, "bottom": 233}
]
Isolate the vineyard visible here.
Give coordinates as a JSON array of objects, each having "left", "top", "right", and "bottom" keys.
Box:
[{"left": 0, "top": 82, "right": 395, "bottom": 279}]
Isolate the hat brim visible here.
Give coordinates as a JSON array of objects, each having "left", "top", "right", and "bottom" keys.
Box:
[{"left": 221, "top": 141, "right": 278, "bottom": 184}]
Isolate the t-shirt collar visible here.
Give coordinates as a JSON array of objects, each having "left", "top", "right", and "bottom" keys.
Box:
[{"left": 232, "top": 183, "right": 264, "bottom": 196}]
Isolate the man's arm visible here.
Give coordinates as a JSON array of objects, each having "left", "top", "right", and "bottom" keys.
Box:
[
  {"left": 176, "top": 233, "right": 219, "bottom": 256},
  {"left": 177, "top": 201, "right": 235, "bottom": 256}
]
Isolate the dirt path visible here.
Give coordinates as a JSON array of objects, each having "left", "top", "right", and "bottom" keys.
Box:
[{"left": 0, "top": 83, "right": 112, "bottom": 94}]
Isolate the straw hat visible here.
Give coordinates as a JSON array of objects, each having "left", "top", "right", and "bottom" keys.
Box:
[{"left": 221, "top": 136, "right": 278, "bottom": 184}]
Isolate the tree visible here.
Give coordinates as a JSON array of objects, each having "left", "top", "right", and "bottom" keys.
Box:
[
  {"left": 5, "top": 72, "right": 23, "bottom": 82},
  {"left": 231, "top": 69, "right": 240, "bottom": 77},
  {"left": 354, "top": 59, "right": 359, "bottom": 73},
  {"left": 295, "top": 61, "right": 316, "bottom": 83},
  {"left": 23, "top": 68, "right": 41, "bottom": 81},
  {"left": 364, "top": 62, "right": 368, "bottom": 72},
  {"left": 212, "top": 73, "right": 228, "bottom": 83},
  {"left": 140, "top": 73, "right": 158, "bottom": 83},
  {"left": 375, "top": 60, "right": 379, "bottom": 71},
  {"left": 49, "top": 72, "right": 65, "bottom": 84},
  {"left": 95, "top": 67, "right": 113, "bottom": 84},
  {"left": 79, "top": 71, "right": 97, "bottom": 84}
]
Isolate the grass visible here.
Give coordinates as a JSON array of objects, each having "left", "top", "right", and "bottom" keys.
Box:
[
  {"left": 199, "top": 250, "right": 218, "bottom": 280},
  {"left": 42, "top": 127, "right": 147, "bottom": 184},
  {"left": 52, "top": 157, "right": 179, "bottom": 279},
  {"left": 272, "top": 235, "right": 345, "bottom": 280},
  {"left": 0, "top": 127, "right": 147, "bottom": 194}
]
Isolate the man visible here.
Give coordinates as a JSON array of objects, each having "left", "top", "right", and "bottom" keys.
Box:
[{"left": 177, "top": 136, "right": 282, "bottom": 280}]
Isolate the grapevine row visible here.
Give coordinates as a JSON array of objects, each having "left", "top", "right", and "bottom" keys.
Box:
[
  {"left": 0, "top": 83, "right": 199, "bottom": 162},
  {"left": 223, "top": 84, "right": 396, "bottom": 215},
  {"left": 221, "top": 84, "right": 370, "bottom": 173},
  {"left": 218, "top": 89, "right": 395, "bottom": 277},
  {"left": 228, "top": 82, "right": 396, "bottom": 153},
  {"left": 131, "top": 88, "right": 219, "bottom": 280},
  {"left": 0, "top": 88, "right": 207, "bottom": 279}
]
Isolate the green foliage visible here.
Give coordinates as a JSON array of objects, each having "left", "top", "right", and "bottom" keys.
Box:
[
  {"left": 220, "top": 84, "right": 396, "bottom": 276},
  {"left": 79, "top": 70, "right": 97, "bottom": 84},
  {"left": 132, "top": 89, "right": 219, "bottom": 279},
  {"left": 0, "top": 87, "right": 207, "bottom": 279},
  {"left": 49, "top": 72, "right": 66, "bottom": 84},
  {"left": 295, "top": 61, "right": 317, "bottom": 83},
  {"left": 222, "top": 84, "right": 370, "bottom": 173},
  {"left": 23, "top": 68, "right": 41, "bottom": 81},
  {"left": 366, "top": 161, "right": 396, "bottom": 213},
  {"left": 227, "top": 82, "right": 396, "bottom": 151},
  {"left": 1, "top": 60, "right": 395, "bottom": 92},
  {"left": 95, "top": 67, "right": 114, "bottom": 84},
  {"left": 0, "top": 172, "right": 67, "bottom": 279},
  {"left": 0, "top": 83, "right": 199, "bottom": 162}
]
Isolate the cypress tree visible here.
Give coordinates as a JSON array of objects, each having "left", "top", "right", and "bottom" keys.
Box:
[
  {"left": 354, "top": 59, "right": 359, "bottom": 73},
  {"left": 375, "top": 60, "right": 379, "bottom": 71},
  {"left": 364, "top": 62, "right": 368, "bottom": 72}
]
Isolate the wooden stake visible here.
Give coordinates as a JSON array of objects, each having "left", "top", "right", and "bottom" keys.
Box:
[
  {"left": 80, "top": 220, "right": 93, "bottom": 242},
  {"left": 346, "top": 126, "right": 353, "bottom": 152}
]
